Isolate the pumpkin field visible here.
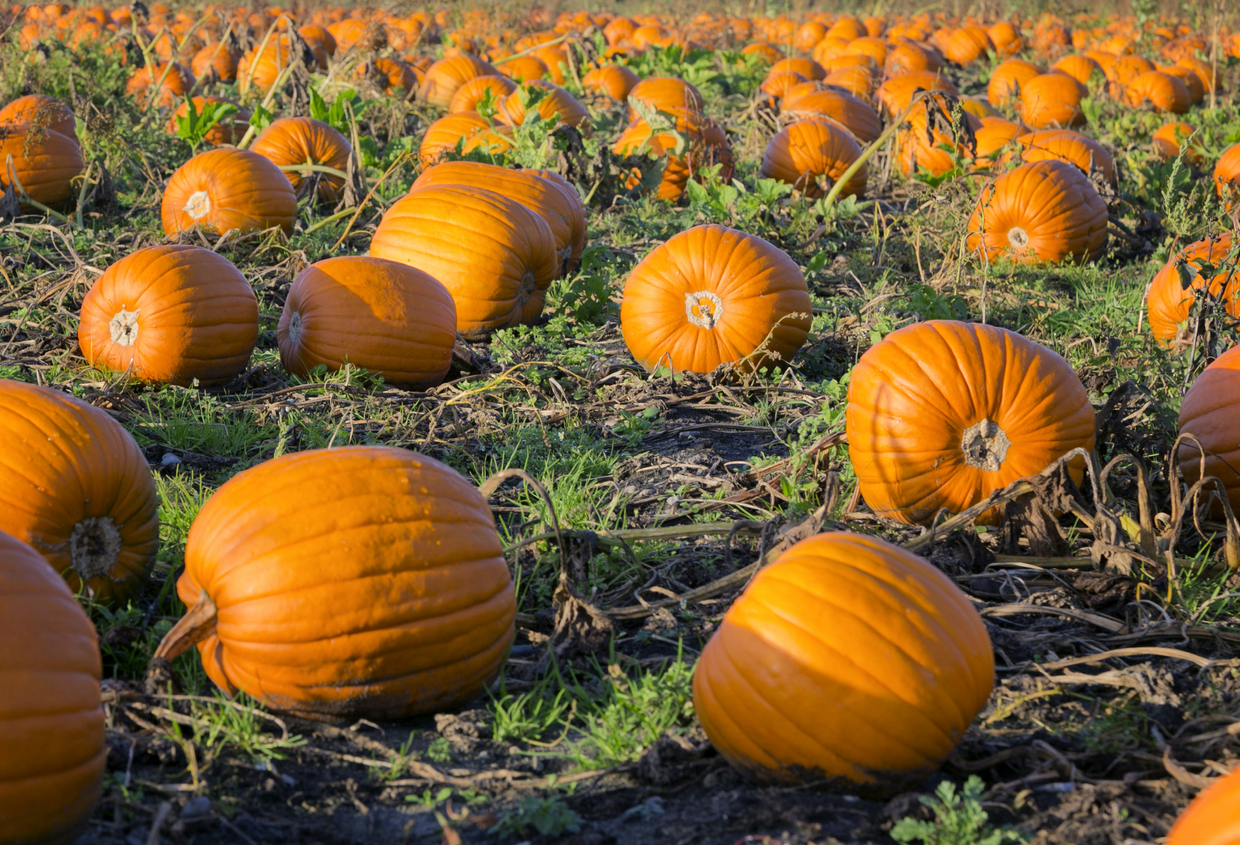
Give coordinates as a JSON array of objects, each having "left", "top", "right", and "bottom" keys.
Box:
[{"left": 4, "top": 1, "right": 1240, "bottom": 843}]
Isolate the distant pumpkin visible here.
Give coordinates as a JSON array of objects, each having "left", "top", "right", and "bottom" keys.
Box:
[
  {"left": 1146, "top": 234, "right": 1238, "bottom": 348},
  {"left": 251, "top": 117, "right": 352, "bottom": 203},
  {"left": 761, "top": 118, "right": 865, "bottom": 198}
]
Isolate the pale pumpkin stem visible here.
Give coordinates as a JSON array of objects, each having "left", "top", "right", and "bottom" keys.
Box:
[
  {"left": 1007, "top": 227, "right": 1030, "bottom": 248},
  {"left": 70, "top": 516, "right": 123, "bottom": 579},
  {"left": 961, "top": 418, "right": 1011, "bottom": 471},
  {"left": 109, "top": 307, "right": 140, "bottom": 346},
  {"left": 152, "top": 589, "right": 218, "bottom": 662},
  {"left": 287, "top": 311, "right": 303, "bottom": 344},
  {"left": 685, "top": 290, "right": 723, "bottom": 329},
  {"left": 184, "top": 190, "right": 211, "bottom": 219}
]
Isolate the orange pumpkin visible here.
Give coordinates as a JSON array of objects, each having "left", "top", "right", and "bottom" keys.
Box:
[
  {"left": 1014, "top": 129, "right": 1116, "bottom": 187},
  {"left": 0, "top": 124, "right": 83, "bottom": 210},
  {"left": 251, "top": 117, "right": 352, "bottom": 203},
  {"left": 1215, "top": 143, "right": 1240, "bottom": 208},
  {"left": 768, "top": 57, "right": 826, "bottom": 81},
  {"left": 1152, "top": 122, "right": 1204, "bottom": 168},
  {"left": 987, "top": 22, "right": 1025, "bottom": 58},
  {"left": 418, "top": 53, "right": 499, "bottom": 108},
  {"left": 499, "top": 80, "right": 589, "bottom": 127},
  {"left": 972, "top": 118, "right": 1022, "bottom": 168},
  {"left": 847, "top": 320, "right": 1096, "bottom": 525},
  {"left": 620, "top": 224, "right": 811, "bottom": 374},
  {"left": 78, "top": 245, "right": 258, "bottom": 387},
  {"left": 937, "top": 25, "right": 992, "bottom": 65},
  {"left": 154, "top": 446, "right": 515, "bottom": 719},
  {"left": 166, "top": 96, "right": 250, "bottom": 146},
  {"left": 369, "top": 184, "right": 559, "bottom": 339},
  {"left": 582, "top": 64, "right": 640, "bottom": 101},
  {"left": 894, "top": 93, "right": 981, "bottom": 177},
  {"left": 0, "top": 94, "right": 76, "bottom": 142},
  {"left": 448, "top": 74, "right": 516, "bottom": 113},
  {"left": 0, "top": 529, "right": 105, "bottom": 844},
  {"left": 126, "top": 62, "right": 195, "bottom": 107},
  {"left": 1020, "top": 72, "right": 1086, "bottom": 128},
  {"left": 278, "top": 257, "right": 456, "bottom": 389},
  {"left": 359, "top": 57, "right": 420, "bottom": 93},
  {"left": 190, "top": 41, "right": 241, "bottom": 82},
  {"left": 1052, "top": 54, "right": 1102, "bottom": 86},
  {"left": 1106, "top": 54, "right": 1155, "bottom": 87},
  {"left": 1179, "top": 347, "right": 1240, "bottom": 518},
  {"left": 988, "top": 59, "right": 1041, "bottom": 108},
  {"left": 613, "top": 106, "right": 734, "bottom": 201},
  {"left": 883, "top": 41, "right": 943, "bottom": 76},
  {"left": 967, "top": 160, "right": 1108, "bottom": 265},
  {"left": 1166, "top": 765, "right": 1240, "bottom": 844},
  {"left": 0, "top": 379, "right": 159, "bottom": 605},
  {"left": 497, "top": 55, "right": 549, "bottom": 83},
  {"left": 627, "top": 76, "right": 706, "bottom": 120},
  {"left": 161, "top": 148, "right": 298, "bottom": 236},
  {"left": 419, "top": 111, "right": 513, "bottom": 165},
  {"left": 876, "top": 70, "right": 959, "bottom": 118},
  {"left": 822, "top": 64, "right": 878, "bottom": 99},
  {"left": 413, "top": 160, "right": 586, "bottom": 275},
  {"left": 693, "top": 531, "right": 994, "bottom": 790},
  {"left": 1176, "top": 56, "right": 1219, "bottom": 94},
  {"left": 1146, "top": 234, "right": 1238, "bottom": 348},
  {"left": 759, "top": 70, "right": 808, "bottom": 107},
  {"left": 1123, "top": 70, "right": 1191, "bottom": 113},
  {"left": 781, "top": 87, "right": 882, "bottom": 143}
]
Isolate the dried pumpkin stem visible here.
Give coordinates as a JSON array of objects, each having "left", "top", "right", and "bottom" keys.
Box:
[{"left": 152, "top": 589, "right": 218, "bottom": 662}]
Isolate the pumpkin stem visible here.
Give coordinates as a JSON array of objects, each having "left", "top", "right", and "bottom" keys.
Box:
[
  {"left": 685, "top": 290, "right": 724, "bottom": 329},
  {"left": 70, "top": 516, "right": 122, "bottom": 579},
  {"left": 287, "top": 311, "right": 303, "bottom": 344},
  {"left": 152, "top": 589, "right": 218, "bottom": 662},
  {"left": 961, "top": 418, "right": 1011, "bottom": 471},
  {"left": 109, "top": 307, "right": 140, "bottom": 346},
  {"left": 184, "top": 190, "right": 211, "bottom": 220},
  {"left": 1007, "top": 226, "right": 1030, "bottom": 248}
]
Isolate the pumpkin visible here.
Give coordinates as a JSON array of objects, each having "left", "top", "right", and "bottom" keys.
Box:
[
  {"left": 811, "top": 36, "right": 851, "bottom": 65},
  {"left": 792, "top": 20, "right": 827, "bottom": 53},
  {"left": 1014, "top": 129, "right": 1116, "bottom": 187},
  {"left": 972, "top": 118, "right": 1022, "bottom": 168},
  {"left": 166, "top": 96, "right": 250, "bottom": 146},
  {"left": 753, "top": 117, "right": 863, "bottom": 198},
  {"left": 1153, "top": 122, "right": 1204, "bottom": 168},
  {"left": 876, "top": 70, "right": 959, "bottom": 118},
  {"left": 842, "top": 36, "right": 887, "bottom": 66},
  {"left": 627, "top": 76, "right": 706, "bottom": 119},
  {"left": 413, "top": 160, "right": 586, "bottom": 275},
  {"left": 613, "top": 106, "right": 734, "bottom": 201},
  {"left": 1146, "top": 234, "right": 1238, "bottom": 348},
  {"left": 846, "top": 320, "right": 1096, "bottom": 525},
  {"left": 298, "top": 24, "right": 337, "bottom": 59},
  {"left": 937, "top": 25, "right": 992, "bottom": 65},
  {"left": 988, "top": 59, "right": 1041, "bottom": 108},
  {"left": 741, "top": 42, "right": 784, "bottom": 63},
  {"left": 781, "top": 87, "right": 882, "bottom": 143},
  {"left": 418, "top": 53, "right": 499, "bottom": 108},
  {"left": 582, "top": 64, "right": 640, "bottom": 101},
  {"left": 692, "top": 531, "right": 994, "bottom": 791},
  {"left": 278, "top": 257, "right": 455, "bottom": 389},
  {"left": 0, "top": 124, "right": 83, "bottom": 210},
  {"left": 760, "top": 70, "right": 808, "bottom": 107},
  {"left": 1020, "top": 72, "right": 1086, "bottom": 128},
  {"left": 883, "top": 41, "right": 943, "bottom": 76},
  {"left": 126, "top": 62, "right": 195, "bottom": 107},
  {"left": 967, "top": 160, "right": 1107, "bottom": 265},
  {"left": 0, "top": 379, "right": 159, "bottom": 604},
  {"left": 894, "top": 92, "right": 981, "bottom": 177},
  {"left": 419, "top": 111, "right": 512, "bottom": 165},
  {"left": 0, "top": 529, "right": 105, "bottom": 845},
  {"left": 823, "top": 64, "right": 878, "bottom": 99},
  {"left": 369, "top": 184, "right": 558, "bottom": 339},
  {"left": 153, "top": 446, "right": 515, "bottom": 719},
  {"left": 499, "top": 80, "right": 589, "bottom": 128},
  {"left": 619, "top": 224, "right": 811, "bottom": 374},
  {"left": 1176, "top": 56, "right": 1218, "bottom": 94},
  {"left": 1052, "top": 54, "right": 1102, "bottom": 86},
  {"left": 1179, "top": 346, "right": 1240, "bottom": 517},
  {"left": 448, "top": 74, "right": 517, "bottom": 113},
  {"left": 78, "top": 245, "right": 258, "bottom": 387},
  {"left": 768, "top": 57, "right": 826, "bottom": 81},
  {"left": 1106, "top": 54, "right": 1155, "bottom": 86},
  {"left": 161, "top": 148, "right": 298, "bottom": 236},
  {"left": 250, "top": 117, "right": 352, "bottom": 203},
  {"left": 988, "top": 22, "right": 1025, "bottom": 58},
  {"left": 1123, "top": 70, "right": 1191, "bottom": 113},
  {"left": 190, "top": 41, "right": 241, "bottom": 82},
  {"left": 497, "top": 55, "right": 549, "bottom": 83},
  {"left": 0, "top": 94, "right": 76, "bottom": 142},
  {"left": 1215, "top": 143, "right": 1240, "bottom": 208},
  {"left": 1166, "top": 765, "right": 1240, "bottom": 845}
]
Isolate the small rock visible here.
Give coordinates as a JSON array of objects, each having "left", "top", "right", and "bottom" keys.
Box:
[{"left": 180, "top": 796, "right": 211, "bottom": 820}]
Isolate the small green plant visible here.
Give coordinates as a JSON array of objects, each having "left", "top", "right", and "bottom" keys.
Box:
[
  {"left": 174, "top": 95, "right": 237, "bottom": 153},
  {"left": 426, "top": 736, "right": 453, "bottom": 764},
  {"left": 891, "top": 776, "right": 1027, "bottom": 845},
  {"left": 494, "top": 794, "right": 582, "bottom": 837},
  {"left": 308, "top": 87, "right": 373, "bottom": 137},
  {"left": 191, "top": 692, "right": 306, "bottom": 764}
]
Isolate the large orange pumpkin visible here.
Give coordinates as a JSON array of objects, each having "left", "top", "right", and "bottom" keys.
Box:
[
  {"left": 412, "top": 160, "right": 586, "bottom": 275},
  {"left": 692, "top": 531, "right": 994, "bottom": 791},
  {"left": 613, "top": 106, "right": 735, "bottom": 201},
  {"left": 0, "top": 379, "right": 159, "bottom": 604},
  {"left": 250, "top": 117, "right": 352, "bottom": 203},
  {"left": 988, "top": 59, "right": 1041, "bottom": 108},
  {"left": 78, "top": 245, "right": 258, "bottom": 387},
  {"left": 418, "top": 111, "right": 513, "bottom": 165},
  {"left": 0, "top": 124, "right": 83, "bottom": 210},
  {"left": 894, "top": 93, "right": 982, "bottom": 177},
  {"left": 1014, "top": 129, "right": 1116, "bottom": 187},
  {"left": 126, "top": 62, "right": 195, "bottom": 107},
  {"left": 846, "top": 320, "right": 1096, "bottom": 525},
  {"left": 760, "top": 118, "right": 865, "bottom": 198},
  {"left": 620, "top": 224, "right": 811, "bottom": 374},
  {"left": 0, "top": 529, "right": 105, "bottom": 845},
  {"left": 161, "top": 148, "right": 298, "bottom": 236},
  {"left": 876, "top": 70, "right": 959, "bottom": 118},
  {"left": 627, "top": 76, "right": 706, "bottom": 120},
  {"left": 1123, "top": 70, "right": 1191, "bottom": 113},
  {"left": 369, "top": 184, "right": 558, "bottom": 339},
  {"left": 1020, "top": 72, "right": 1086, "bottom": 128},
  {"left": 191, "top": 41, "right": 241, "bottom": 82},
  {"left": 155, "top": 446, "right": 516, "bottom": 719},
  {"left": 418, "top": 53, "right": 499, "bottom": 108},
  {"left": 499, "top": 80, "right": 589, "bottom": 127},
  {"left": 1179, "top": 346, "right": 1240, "bottom": 516},
  {"left": 447, "top": 74, "right": 516, "bottom": 113},
  {"left": 582, "top": 64, "right": 640, "bottom": 101},
  {"left": 0, "top": 94, "right": 77, "bottom": 142},
  {"left": 1052, "top": 54, "right": 1102, "bottom": 86},
  {"left": 1146, "top": 234, "right": 1239, "bottom": 348},
  {"left": 780, "top": 87, "right": 882, "bottom": 143},
  {"left": 166, "top": 96, "right": 251, "bottom": 147},
  {"left": 1215, "top": 143, "right": 1240, "bottom": 209},
  {"left": 1166, "top": 765, "right": 1240, "bottom": 845},
  {"left": 278, "top": 257, "right": 456, "bottom": 389},
  {"left": 967, "top": 160, "right": 1108, "bottom": 265},
  {"left": 1152, "top": 122, "right": 1204, "bottom": 168}
]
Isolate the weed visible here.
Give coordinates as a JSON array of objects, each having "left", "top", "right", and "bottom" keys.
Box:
[
  {"left": 494, "top": 794, "right": 582, "bottom": 838},
  {"left": 891, "top": 776, "right": 1027, "bottom": 845},
  {"left": 426, "top": 736, "right": 453, "bottom": 764}
]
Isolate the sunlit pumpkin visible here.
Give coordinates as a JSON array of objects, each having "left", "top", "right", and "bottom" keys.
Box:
[
  {"left": 1146, "top": 234, "right": 1238, "bottom": 349},
  {"left": 161, "top": 148, "right": 298, "bottom": 236}
]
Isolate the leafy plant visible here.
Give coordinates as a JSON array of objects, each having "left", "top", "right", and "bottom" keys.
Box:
[
  {"left": 308, "top": 88, "right": 373, "bottom": 137},
  {"left": 494, "top": 794, "right": 582, "bottom": 837},
  {"left": 426, "top": 736, "right": 453, "bottom": 764},
  {"left": 174, "top": 95, "right": 237, "bottom": 154},
  {"left": 891, "top": 776, "right": 1027, "bottom": 845}
]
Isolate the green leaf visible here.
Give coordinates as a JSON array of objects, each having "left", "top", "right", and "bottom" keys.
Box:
[
  {"left": 248, "top": 103, "right": 274, "bottom": 132},
  {"left": 308, "top": 87, "right": 329, "bottom": 122}
]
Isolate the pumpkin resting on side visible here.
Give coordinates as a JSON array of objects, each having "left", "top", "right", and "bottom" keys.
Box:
[
  {"left": 620, "top": 224, "right": 811, "bottom": 374},
  {"left": 278, "top": 256, "right": 456, "bottom": 389},
  {"left": 250, "top": 117, "right": 353, "bottom": 203},
  {"left": 152, "top": 446, "right": 516, "bottom": 720},
  {"left": 161, "top": 148, "right": 298, "bottom": 237},
  {"left": 759, "top": 117, "right": 866, "bottom": 198},
  {"left": 0, "top": 379, "right": 159, "bottom": 604},
  {"left": 0, "top": 529, "right": 105, "bottom": 845},
  {"left": 692, "top": 531, "right": 994, "bottom": 793},
  {"left": 78, "top": 245, "right": 259, "bottom": 387},
  {"left": 846, "top": 320, "right": 1096, "bottom": 525}
]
